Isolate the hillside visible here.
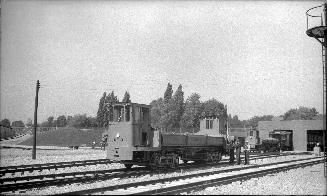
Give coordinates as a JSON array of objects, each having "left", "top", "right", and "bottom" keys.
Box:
[{"left": 19, "top": 127, "right": 107, "bottom": 147}]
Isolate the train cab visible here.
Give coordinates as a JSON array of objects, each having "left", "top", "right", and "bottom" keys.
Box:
[{"left": 106, "top": 102, "right": 154, "bottom": 164}]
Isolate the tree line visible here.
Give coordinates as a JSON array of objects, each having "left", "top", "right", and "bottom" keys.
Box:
[
  {"left": 150, "top": 83, "right": 228, "bottom": 133},
  {"left": 0, "top": 84, "right": 323, "bottom": 130}
]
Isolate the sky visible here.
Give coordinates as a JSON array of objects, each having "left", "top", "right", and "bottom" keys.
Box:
[{"left": 0, "top": 0, "right": 325, "bottom": 123}]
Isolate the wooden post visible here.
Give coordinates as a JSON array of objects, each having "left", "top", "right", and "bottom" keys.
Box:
[{"left": 32, "top": 80, "right": 40, "bottom": 159}]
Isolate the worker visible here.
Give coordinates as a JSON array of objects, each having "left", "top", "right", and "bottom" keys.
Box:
[
  {"left": 101, "top": 135, "right": 108, "bottom": 150},
  {"left": 235, "top": 139, "right": 241, "bottom": 165},
  {"left": 244, "top": 141, "right": 250, "bottom": 165},
  {"left": 229, "top": 140, "right": 235, "bottom": 164},
  {"left": 92, "top": 141, "right": 96, "bottom": 149},
  {"left": 313, "top": 143, "right": 321, "bottom": 156}
]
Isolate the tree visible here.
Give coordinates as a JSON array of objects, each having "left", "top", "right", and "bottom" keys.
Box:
[
  {"left": 56, "top": 115, "right": 67, "bottom": 127},
  {"left": 68, "top": 114, "right": 94, "bottom": 128},
  {"left": 122, "top": 91, "right": 131, "bottom": 103},
  {"left": 66, "top": 116, "right": 73, "bottom": 126},
  {"left": 246, "top": 115, "right": 274, "bottom": 128},
  {"left": 1, "top": 119, "right": 11, "bottom": 127},
  {"left": 164, "top": 83, "right": 173, "bottom": 102},
  {"left": 201, "top": 99, "right": 226, "bottom": 118},
  {"left": 160, "top": 84, "right": 185, "bottom": 132},
  {"left": 181, "top": 93, "right": 202, "bottom": 132},
  {"left": 283, "top": 106, "right": 319, "bottom": 120},
  {"left": 47, "top": 116, "right": 54, "bottom": 127},
  {"left": 150, "top": 98, "right": 164, "bottom": 129},
  {"left": 26, "top": 118, "right": 33, "bottom": 127},
  {"left": 11, "top": 120, "right": 25, "bottom": 127},
  {"left": 228, "top": 115, "right": 244, "bottom": 127},
  {"left": 103, "top": 91, "right": 119, "bottom": 127},
  {"left": 171, "top": 84, "right": 185, "bottom": 128},
  {"left": 96, "top": 92, "right": 107, "bottom": 127}
]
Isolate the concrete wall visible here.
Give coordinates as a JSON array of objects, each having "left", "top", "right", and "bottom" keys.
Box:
[{"left": 258, "top": 120, "right": 324, "bottom": 151}]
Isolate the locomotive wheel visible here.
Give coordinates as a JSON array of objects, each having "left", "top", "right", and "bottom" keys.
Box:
[{"left": 124, "top": 164, "right": 133, "bottom": 169}]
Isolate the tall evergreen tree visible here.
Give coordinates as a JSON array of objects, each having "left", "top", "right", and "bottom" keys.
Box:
[
  {"left": 171, "top": 84, "right": 184, "bottom": 129},
  {"left": 163, "top": 83, "right": 173, "bottom": 102},
  {"left": 150, "top": 98, "right": 164, "bottom": 129},
  {"left": 161, "top": 83, "right": 174, "bottom": 131},
  {"left": 122, "top": 91, "right": 131, "bottom": 103},
  {"left": 96, "top": 92, "right": 106, "bottom": 127},
  {"left": 103, "top": 91, "right": 119, "bottom": 127}
]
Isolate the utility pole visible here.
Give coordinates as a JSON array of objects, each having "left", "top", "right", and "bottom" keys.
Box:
[{"left": 32, "top": 80, "right": 40, "bottom": 159}]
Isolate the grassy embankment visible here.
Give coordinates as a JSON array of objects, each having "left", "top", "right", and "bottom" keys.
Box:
[{"left": 19, "top": 127, "right": 107, "bottom": 147}]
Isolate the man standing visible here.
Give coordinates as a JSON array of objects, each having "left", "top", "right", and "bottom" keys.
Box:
[
  {"left": 235, "top": 139, "right": 241, "bottom": 165},
  {"left": 244, "top": 141, "right": 250, "bottom": 165},
  {"left": 229, "top": 140, "right": 235, "bottom": 164}
]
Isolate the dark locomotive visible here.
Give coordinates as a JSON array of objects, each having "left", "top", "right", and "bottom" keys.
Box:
[{"left": 245, "top": 129, "right": 292, "bottom": 152}]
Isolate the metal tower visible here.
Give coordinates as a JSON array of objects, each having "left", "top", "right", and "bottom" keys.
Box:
[{"left": 306, "top": 3, "right": 327, "bottom": 178}]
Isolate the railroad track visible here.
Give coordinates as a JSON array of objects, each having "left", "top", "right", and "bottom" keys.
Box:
[
  {"left": 59, "top": 156, "right": 323, "bottom": 195},
  {"left": 0, "top": 153, "right": 279, "bottom": 184},
  {"left": 0, "top": 159, "right": 112, "bottom": 176},
  {"left": 0, "top": 152, "right": 280, "bottom": 176},
  {"left": 0, "top": 152, "right": 301, "bottom": 193}
]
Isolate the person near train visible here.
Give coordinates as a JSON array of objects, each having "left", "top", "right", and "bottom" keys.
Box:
[
  {"left": 92, "top": 141, "right": 96, "bottom": 149},
  {"left": 101, "top": 135, "right": 108, "bottom": 151},
  {"left": 229, "top": 140, "right": 235, "bottom": 164},
  {"left": 313, "top": 143, "right": 321, "bottom": 156},
  {"left": 244, "top": 141, "right": 250, "bottom": 165},
  {"left": 235, "top": 139, "right": 241, "bottom": 165}
]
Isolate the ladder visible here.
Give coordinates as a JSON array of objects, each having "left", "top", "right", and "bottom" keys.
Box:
[{"left": 322, "top": 38, "right": 327, "bottom": 178}]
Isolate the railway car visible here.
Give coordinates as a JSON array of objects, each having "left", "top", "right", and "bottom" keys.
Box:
[
  {"left": 261, "top": 137, "right": 280, "bottom": 152},
  {"left": 105, "top": 102, "right": 226, "bottom": 169},
  {"left": 269, "top": 130, "right": 293, "bottom": 151}
]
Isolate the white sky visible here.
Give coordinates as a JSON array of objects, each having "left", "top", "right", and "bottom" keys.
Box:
[{"left": 0, "top": 0, "right": 324, "bottom": 122}]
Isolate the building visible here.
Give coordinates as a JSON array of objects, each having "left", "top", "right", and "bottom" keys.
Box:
[
  {"left": 258, "top": 120, "right": 325, "bottom": 151},
  {"left": 197, "top": 116, "right": 226, "bottom": 136}
]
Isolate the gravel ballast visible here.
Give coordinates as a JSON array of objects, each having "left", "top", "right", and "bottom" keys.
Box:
[
  {"left": 191, "top": 163, "right": 326, "bottom": 195},
  {"left": 11, "top": 155, "right": 322, "bottom": 195}
]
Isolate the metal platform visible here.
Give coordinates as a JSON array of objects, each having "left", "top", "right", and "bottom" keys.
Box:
[{"left": 306, "top": 26, "right": 327, "bottom": 38}]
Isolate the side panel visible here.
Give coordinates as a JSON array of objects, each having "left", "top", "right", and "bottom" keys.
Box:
[
  {"left": 187, "top": 135, "right": 206, "bottom": 146},
  {"left": 207, "top": 136, "right": 224, "bottom": 146},
  {"left": 161, "top": 134, "right": 187, "bottom": 146}
]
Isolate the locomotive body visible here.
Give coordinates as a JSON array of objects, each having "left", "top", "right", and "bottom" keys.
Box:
[
  {"left": 245, "top": 129, "right": 292, "bottom": 152},
  {"left": 105, "top": 102, "right": 226, "bottom": 168}
]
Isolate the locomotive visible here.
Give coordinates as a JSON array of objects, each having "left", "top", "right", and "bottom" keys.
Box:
[
  {"left": 104, "top": 102, "right": 226, "bottom": 169},
  {"left": 245, "top": 129, "right": 292, "bottom": 152}
]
